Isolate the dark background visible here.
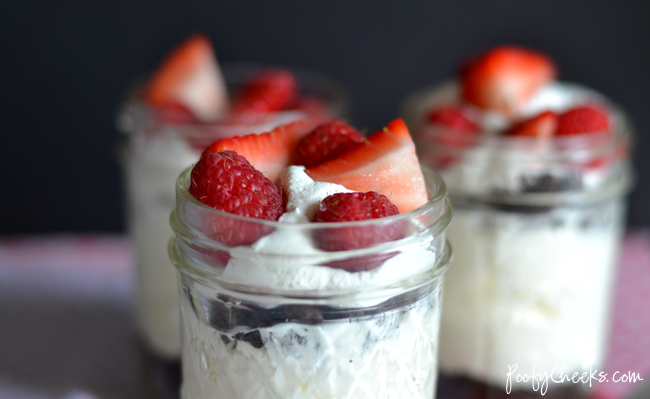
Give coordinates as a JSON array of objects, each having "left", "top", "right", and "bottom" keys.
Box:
[{"left": 2, "top": 0, "right": 649, "bottom": 234}]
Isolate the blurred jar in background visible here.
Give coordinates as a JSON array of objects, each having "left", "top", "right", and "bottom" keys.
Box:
[
  {"left": 402, "top": 46, "right": 634, "bottom": 399},
  {"left": 116, "top": 35, "right": 349, "bottom": 397}
]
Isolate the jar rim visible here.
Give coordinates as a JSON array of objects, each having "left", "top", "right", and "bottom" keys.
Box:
[
  {"left": 402, "top": 80, "right": 633, "bottom": 157},
  {"left": 172, "top": 165, "right": 450, "bottom": 230},
  {"left": 168, "top": 165, "right": 453, "bottom": 297}
]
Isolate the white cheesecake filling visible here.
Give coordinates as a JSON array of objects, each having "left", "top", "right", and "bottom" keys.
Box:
[
  {"left": 440, "top": 205, "right": 623, "bottom": 388},
  {"left": 180, "top": 279, "right": 442, "bottom": 399}
]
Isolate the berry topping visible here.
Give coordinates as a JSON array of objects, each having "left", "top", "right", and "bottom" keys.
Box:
[
  {"left": 189, "top": 151, "right": 283, "bottom": 246},
  {"left": 314, "top": 192, "right": 400, "bottom": 224},
  {"left": 203, "top": 121, "right": 311, "bottom": 181},
  {"left": 143, "top": 35, "right": 228, "bottom": 121},
  {"left": 306, "top": 119, "right": 427, "bottom": 214},
  {"left": 293, "top": 120, "right": 366, "bottom": 168},
  {"left": 505, "top": 110, "right": 558, "bottom": 137},
  {"left": 231, "top": 69, "right": 297, "bottom": 120},
  {"left": 556, "top": 105, "right": 609, "bottom": 136},
  {"left": 425, "top": 106, "right": 479, "bottom": 155},
  {"left": 314, "top": 191, "right": 402, "bottom": 252},
  {"left": 460, "top": 46, "right": 556, "bottom": 116},
  {"left": 189, "top": 151, "right": 283, "bottom": 219},
  {"left": 426, "top": 106, "right": 479, "bottom": 132}
]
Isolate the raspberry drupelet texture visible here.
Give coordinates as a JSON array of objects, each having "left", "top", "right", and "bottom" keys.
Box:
[
  {"left": 313, "top": 191, "right": 402, "bottom": 253},
  {"left": 189, "top": 150, "right": 283, "bottom": 220},
  {"left": 314, "top": 191, "right": 400, "bottom": 223},
  {"left": 293, "top": 120, "right": 366, "bottom": 168}
]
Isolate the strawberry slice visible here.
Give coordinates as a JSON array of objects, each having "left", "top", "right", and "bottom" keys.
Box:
[
  {"left": 203, "top": 121, "right": 311, "bottom": 181},
  {"left": 505, "top": 110, "right": 558, "bottom": 137},
  {"left": 556, "top": 105, "right": 609, "bottom": 136},
  {"left": 231, "top": 69, "right": 297, "bottom": 121},
  {"left": 306, "top": 118, "right": 428, "bottom": 213},
  {"left": 460, "top": 46, "right": 556, "bottom": 116},
  {"left": 293, "top": 120, "right": 365, "bottom": 168},
  {"left": 143, "top": 34, "right": 228, "bottom": 121}
]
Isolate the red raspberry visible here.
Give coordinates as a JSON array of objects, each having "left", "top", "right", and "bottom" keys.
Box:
[
  {"left": 293, "top": 120, "right": 365, "bottom": 168},
  {"left": 423, "top": 106, "right": 479, "bottom": 169},
  {"left": 189, "top": 150, "right": 283, "bottom": 246},
  {"left": 313, "top": 192, "right": 403, "bottom": 272},
  {"left": 231, "top": 69, "right": 297, "bottom": 119},
  {"left": 426, "top": 105, "right": 478, "bottom": 132},
  {"left": 314, "top": 191, "right": 401, "bottom": 248},
  {"left": 556, "top": 105, "right": 610, "bottom": 135}
]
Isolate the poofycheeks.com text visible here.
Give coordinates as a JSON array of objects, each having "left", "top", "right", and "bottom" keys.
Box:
[{"left": 506, "top": 364, "right": 643, "bottom": 395}]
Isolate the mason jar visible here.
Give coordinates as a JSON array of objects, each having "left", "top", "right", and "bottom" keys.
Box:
[
  {"left": 117, "top": 64, "right": 349, "bottom": 399},
  {"left": 168, "top": 166, "right": 452, "bottom": 399},
  {"left": 403, "top": 82, "right": 634, "bottom": 398}
]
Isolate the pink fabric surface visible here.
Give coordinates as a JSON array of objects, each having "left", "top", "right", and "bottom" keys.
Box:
[
  {"left": 0, "top": 233, "right": 648, "bottom": 398},
  {"left": 0, "top": 235, "right": 132, "bottom": 298},
  {"left": 590, "top": 231, "right": 650, "bottom": 399}
]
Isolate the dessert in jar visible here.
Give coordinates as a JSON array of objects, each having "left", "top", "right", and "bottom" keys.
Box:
[
  {"left": 168, "top": 119, "right": 453, "bottom": 399},
  {"left": 402, "top": 46, "right": 633, "bottom": 397},
  {"left": 116, "top": 35, "right": 348, "bottom": 362}
]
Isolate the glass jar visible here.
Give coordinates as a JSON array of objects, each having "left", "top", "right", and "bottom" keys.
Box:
[
  {"left": 117, "top": 63, "right": 350, "bottom": 363},
  {"left": 403, "top": 82, "right": 634, "bottom": 398},
  {"left": 168, "top": 166, "right": 452, "bottom": 399}
]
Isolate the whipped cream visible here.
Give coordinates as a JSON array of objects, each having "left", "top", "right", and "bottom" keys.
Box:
[{"left": 218, "top": 166, "right": 437, "bottom": 292}]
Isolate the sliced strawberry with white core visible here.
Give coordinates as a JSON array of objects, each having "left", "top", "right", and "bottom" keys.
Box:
[
  {"left": 143, "top": 34, "right": 228, "bottom": 121},
  {"left": 460, "top": 46, "right": 556, "bottom": 117},
  {"left": 306, "top": 118, "right": 428, "bottom": 213},
  {"left": 203, "top": 121, "right": 311, "bottom": 181},
  {"left": 505, "top": 110, "right": 558, "bottom": 137}
]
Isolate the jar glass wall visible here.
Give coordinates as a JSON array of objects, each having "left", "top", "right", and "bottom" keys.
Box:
[{"left": 169, "top": 166, "right": 452, "bottom": 399}]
